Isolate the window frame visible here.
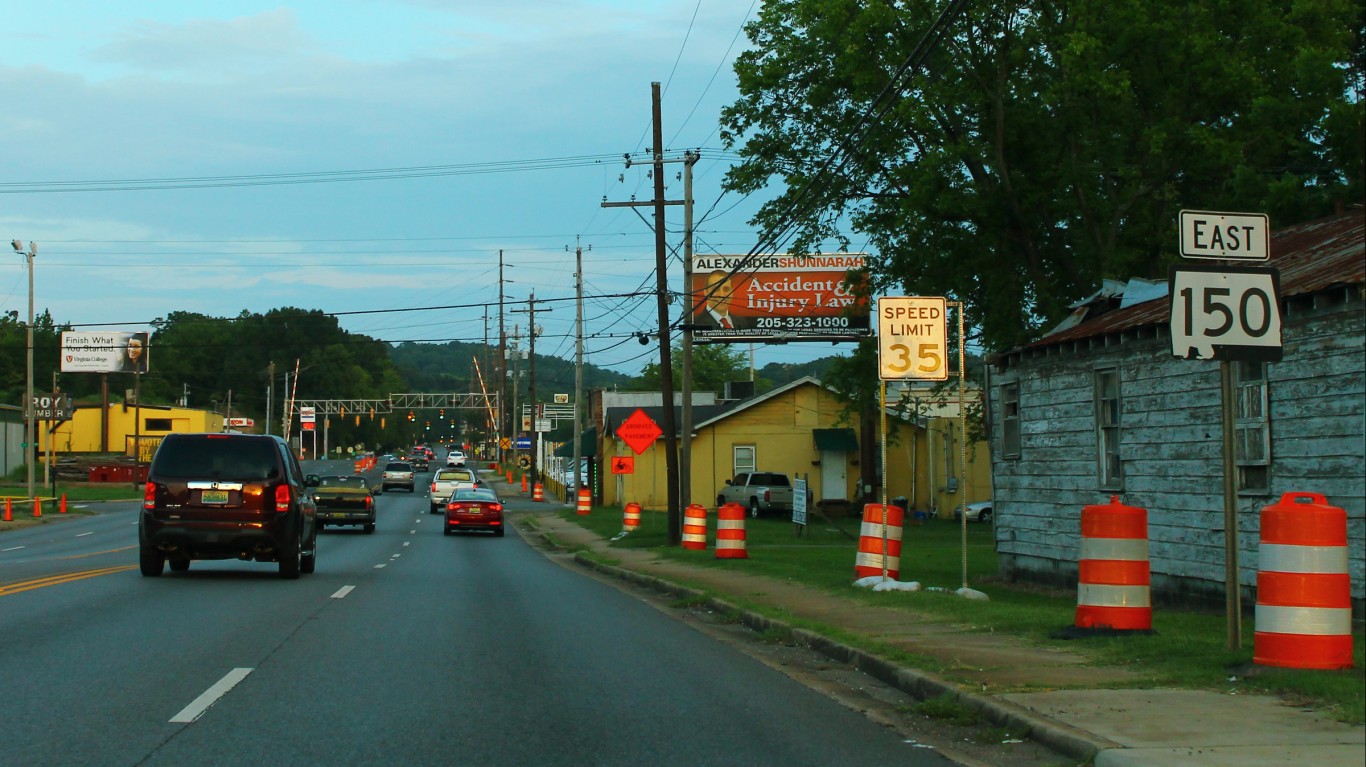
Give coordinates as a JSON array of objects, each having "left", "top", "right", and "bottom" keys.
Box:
[
  {"left": 1000, "top": 382, "right": 1021, "bottom": 459},
  {"left": 1093, "top": 366, "right": 1124, "bottom": 491},
  {"left": 732, "top": 445, "right": 756, "bottom": 476},
  {"left": 1233, "top": 360, "right": 1271, "bottom": 495}
]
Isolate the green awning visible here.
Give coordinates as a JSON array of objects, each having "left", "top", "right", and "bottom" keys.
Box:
[
  {"left": 553, "top": 427, "right": 597, "bottom": 458},
  {"left": 813, "top": 427, "right": 858, "bottom": 452}
]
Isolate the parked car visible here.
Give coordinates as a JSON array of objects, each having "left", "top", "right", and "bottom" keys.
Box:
[
  {"left": 429, "top": 467, "right": 480, "bottom": 513},
  {"left": 443, "top": 487, "right": 504, "bottom": 536},
  {"left": 954, "top": 501, "right": 993, "bottom": 523},
  {"left": 718, "top": 471, "right": 795, "bottom": 518},
  {"left": 139, "top": 432, "right": 318, "bottom": 579},
  {"left": 309, "top": 475, "right": 376, "bottom": 533},
  {"left": 382, "top": 461, "right": 416, "bottom": 493}
]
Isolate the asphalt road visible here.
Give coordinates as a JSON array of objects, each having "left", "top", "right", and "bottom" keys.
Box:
[{"left": 0, "top": 460, "right": 955, "bottom": 767}]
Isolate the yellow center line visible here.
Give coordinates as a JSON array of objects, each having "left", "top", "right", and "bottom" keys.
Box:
[
  {"left": 0, "top": 565, "right": 138, "bottom": 597},
  {"left": 59, "top": 545, "right": 138, "bottom": 560}
]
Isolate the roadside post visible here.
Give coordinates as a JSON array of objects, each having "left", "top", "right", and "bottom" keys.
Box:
[{"left": 1171, "top": 209, "right": 1281, "bottom": 650}]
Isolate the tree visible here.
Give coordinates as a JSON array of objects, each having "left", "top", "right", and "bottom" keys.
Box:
[
  {"left": 721, "top": 0, "right": 1363, "bottom": 352},
  {"left": 637, "top": 343, "right": 752, "bottom": 393}
]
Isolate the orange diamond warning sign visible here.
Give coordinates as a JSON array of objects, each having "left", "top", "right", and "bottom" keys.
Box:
[{"left": 615, "top": 408, "right": 662, "bottom": 455}]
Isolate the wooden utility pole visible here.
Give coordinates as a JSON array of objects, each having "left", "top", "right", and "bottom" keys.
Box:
[
  {"left": 570, "top": 239, "right": 590, "bottom": 496},
  {"left": 513, "top": 295, "right": 550, "bottom": 483},
  {"left": 498, "top": 250, "right": 507, "bottom": 463}
]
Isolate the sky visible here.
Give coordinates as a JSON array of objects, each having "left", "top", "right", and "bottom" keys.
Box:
[{"left": 2, "top": 0, "right": 863, "bottom": 378}]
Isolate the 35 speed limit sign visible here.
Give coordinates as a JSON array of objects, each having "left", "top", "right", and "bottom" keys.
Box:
[
  {"left": 877, "top": 297, "right": 948, "bottom": 381},
  {"left": 1169, "top": 266, "right": 1282, "bottom": 362}
]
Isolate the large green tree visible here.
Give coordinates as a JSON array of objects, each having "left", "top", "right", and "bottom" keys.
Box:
[
  {"left": 637, "top": 343, "right": 758, "bottom": 393},
  {"left": 721, "top": 0, "right": 1363, "bottom": 351}
]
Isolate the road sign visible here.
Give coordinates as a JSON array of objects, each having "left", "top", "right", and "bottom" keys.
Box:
[
  {"left": 611, "top": 456, "right": 635, "bottom": 474},
  {"left": 554, "top": 393, "right": 569, "bottom": 404},
  {"left": 876, "top": 296, "right": 948, "bottom": 381},
  {"left": 31, "top": 393, "right": 73, "bottom": 420},
  {"left": 615, "top": 408, "right": 662, "bottom": 455},
  {"left": 535, "top": 418, "right": 551, "bottom": 432},
  {"left": 1169, "top": 266, "right": 1283, "bottom": 361},
  {"left": 300, "top": 406, "right": 316, "bottom": 424},
  {"left": 515, "top": 437, "right": 532, "bottom": 450},
  {"left": 499, "top": 437, "right": 511, "bottom": 450},
  {"left": 1179, "top": 210, "right": 1270, "bottom": 261}
]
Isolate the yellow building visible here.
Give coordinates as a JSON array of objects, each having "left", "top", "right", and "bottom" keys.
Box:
[
  {"left": 598, "top": 377, "right": 990, "bottom": 517},
  {"left": 48, "top": 403, "right": 228, "bottom": 459}
]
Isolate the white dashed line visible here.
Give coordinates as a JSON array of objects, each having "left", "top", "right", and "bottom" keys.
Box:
[
  {"left": 76, "top": 532, "right": 93, "bottom": 537},
  {"left": 2, "top": 546, "right": 24, "bottom": 552},
  {"left": 390, "top": 554, "right": 401, "bottom": 559},
  {"left": 331, "top": 585, "right": 356, "bottom": 599},
  {"left": 170, "top": 668, "right": 253, "bottom": 723},
  {"left": 374, "top": 564, "right": 387, "bottom": 569},
  {"left": 402, "top": 541, "right": 410, "bottom": 547}
]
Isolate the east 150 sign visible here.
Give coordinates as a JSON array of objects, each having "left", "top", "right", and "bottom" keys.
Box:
[{"left": 1169, "top": 266, "right": 1282, "bottom": 362}]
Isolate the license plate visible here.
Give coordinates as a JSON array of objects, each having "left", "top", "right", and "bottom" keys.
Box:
[{"left": 201, "top": 489, "right": 230, "bottom": 504}]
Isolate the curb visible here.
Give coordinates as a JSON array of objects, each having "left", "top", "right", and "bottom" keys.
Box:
[{"left": 558, "top": 545, "right": 1121, "bottom": 765}]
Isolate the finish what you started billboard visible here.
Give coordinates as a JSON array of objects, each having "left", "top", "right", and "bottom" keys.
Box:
[
  {"left": 689, "top": 253, "right": 870, "bottom": 343},
  {"left": 61, "top": 331, "right": 151, "bottom": 373}
]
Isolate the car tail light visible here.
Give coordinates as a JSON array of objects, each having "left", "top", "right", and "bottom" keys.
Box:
[
  {"left": 275, "top": 484, "right": 291, "bottom": 512},
  {"left": 431, "top": 481, "right": 437, "bottom": 492},
  {"left": 365, "top": 496, "right": 374, "bottom": 510},
  {"left": 143, "top": 482, "right": 157, "bottom": 510},
  {"left": 490, "top": 504, "right": 503, "bottom": 513},
  {"left": 763, "top": 489, "right": 772, "bottom": 502}
]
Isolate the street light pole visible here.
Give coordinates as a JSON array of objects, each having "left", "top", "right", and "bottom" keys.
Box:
[{"left": 11, "top": 240, "right": 36, "bottom": 502}]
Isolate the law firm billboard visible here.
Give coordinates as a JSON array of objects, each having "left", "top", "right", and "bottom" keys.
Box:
[
  {"left": 689, "top": 253, "right": 870, "bottom": 343},
  {"left": 61, "top": 331, "right": 151, "bottom": 373}
]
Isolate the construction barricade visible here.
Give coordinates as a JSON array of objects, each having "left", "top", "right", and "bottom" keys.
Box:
[
  {"left": 622, "top": 502, "right": 641, "bottom": 533},
  {"left": 715, "top": 502, "right": 748, "bottom": 559},
  {"left": 1075, "top": 496, "right": 1151, "bottom": 631},
  {"left": 682, "top": 504, "right": 708, "bottom": 551},
  {"left": 854, "top": 503, "right": 903, "bottom": 580},
  {"left": 532, "top": 483, "right": 544, "bottom": 502},
  {"left": 576, "top": 487, "right": 591, "bottom": 516},
  {"left": 1254, "top": 492, "right": 1354, "bottom": 670}
]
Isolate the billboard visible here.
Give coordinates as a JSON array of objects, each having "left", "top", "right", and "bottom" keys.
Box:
[
  {"left": 688, "top": 253, "right": 870, "bottom": 343},
  {"left": 61, "top": 331, "right": 151, "bottom": 373}
]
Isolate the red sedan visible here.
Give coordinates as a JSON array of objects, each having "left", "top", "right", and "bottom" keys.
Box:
[{"left": 443, "top": 488, "right": 505, "bottom": 537}]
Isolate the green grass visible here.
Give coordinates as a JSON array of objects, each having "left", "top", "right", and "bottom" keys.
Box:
[
  {"left": 0, "top": 483, "right": 142, "bottom": 503},
  {"left": 562, "top": 505, "right": 1366, "bottom": 724}
]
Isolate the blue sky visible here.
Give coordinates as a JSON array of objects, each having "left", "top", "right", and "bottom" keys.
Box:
[{"left": 2, "top": 1, "right": 859, "bottom": 376}]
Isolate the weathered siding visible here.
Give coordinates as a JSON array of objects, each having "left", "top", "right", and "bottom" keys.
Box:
[{"left": 991, "top": 290, "right": 1365, "bottom": 611}]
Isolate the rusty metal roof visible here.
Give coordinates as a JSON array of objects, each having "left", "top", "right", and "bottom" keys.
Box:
[{"left": 1016, "top": 208, "right": 1364, "bottom": 353}]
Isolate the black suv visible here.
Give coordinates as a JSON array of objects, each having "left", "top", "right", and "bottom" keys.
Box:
[{"left": 139, "top": 433, "right": 319, "bottom": 579}]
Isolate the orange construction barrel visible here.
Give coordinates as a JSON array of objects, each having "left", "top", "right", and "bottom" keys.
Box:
[
  {"left": 1075, "top": 496, "right": 1151, "bottom": 631},
  {"left": 533, "top": 483, "right": 544, "bottom": 502},
  {"left": 622, "top": 502, "right": 641, "bottom": 533},
  {"left": 715, "top": 502, "right": 748, "bottom": 559},
  {"left": 854, "top": 503, "right": 903, "bottom": 580},
  {"left": 576, "top": 487, "right": 591, "bottom": 516},
  {"left": 682, "top": 504, "right": 708, "bottom": 550},
  {"left": 1254, "top": 492, "right": 1353, "bottom": 669}
]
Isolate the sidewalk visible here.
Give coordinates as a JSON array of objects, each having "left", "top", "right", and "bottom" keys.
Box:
[{"left": 497, "top": 477, "right": 1364, "bottom": 767}]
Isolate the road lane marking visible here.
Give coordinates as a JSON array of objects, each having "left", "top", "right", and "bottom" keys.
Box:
[
  {"left": 170, "top": 668, "right": 253, "bottom": 723},
  {"left": 402, "top": 542, "right": 410, "bottom": 547},
  {"left": 374, "top": 564, "right": 386, "bottom": 569},
  {"left": 58, "top": 545, "right": 137, "bottom": 561},
  {"left": 2, "top": 546, "right": 24, "bottom": 552},
  {"left": 331, "top": 585, "right": 355, "bottom": 599},
  {"left": 76, "top": 532, "right": 93, "bottom": 537},
  {"left": 0, "top": 565, "right": 137, "bottom": 597},
  {"left": 390, "top": 553, "right": 401, "bottom": 559}
]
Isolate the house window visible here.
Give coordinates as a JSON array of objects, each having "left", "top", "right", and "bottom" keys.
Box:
[
  {"left": 144, "top": 418, "right": 173, "bottom": 431},
  {"left": 1001, "top": 382, "right": 1020, "bottom": 458},
  {"left": 733, "top": 445, "right": 755, "bottom": 476},
  {"left": 1094, "top": 367, "right": 1123, "bottom": 490},
  {"left": 1234, "top": 360, "right": 1270, "bottom": 494}
]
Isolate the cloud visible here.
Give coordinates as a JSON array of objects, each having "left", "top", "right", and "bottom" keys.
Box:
[{"left": 89, "top": 9, "right": 316, "bottom": 75}]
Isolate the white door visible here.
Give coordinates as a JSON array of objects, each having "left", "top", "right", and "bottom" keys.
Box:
[{"left": 819, "top": 451, "right": 847, "bottom": 501}]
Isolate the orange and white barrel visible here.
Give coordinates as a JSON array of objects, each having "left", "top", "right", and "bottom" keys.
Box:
[
  {"left": 1075, "top": 496, "right": 1151, "bottom": 631},
  {"left": 533, "top": 483, "right": 544, "bottom": 502},
  {"left": 854, "top": 503, "right": 903, "bottom": 580},
  {"left": 715, "top": 502, "right": 748, "bottom": 559},
  {"left": 576, "top": 487, "right": 591, "bottom": 516},
  {"left": 682, "top": 504, "right": 708, "bottom": 550},
  {"left": 1254, "top": 492, "right": 1354, "bottom": 669},
  {"left": 622, "top": 502, "right": 642, "bottom": 532}
]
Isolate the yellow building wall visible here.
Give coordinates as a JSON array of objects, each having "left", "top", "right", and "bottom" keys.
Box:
[{"left": 46, "top": 405, "right": 227, "bottom": 456}]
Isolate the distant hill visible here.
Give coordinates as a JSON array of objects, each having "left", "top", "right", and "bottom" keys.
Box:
[{"left": 388, "top": 341, "right": 635, "bottom": 397}]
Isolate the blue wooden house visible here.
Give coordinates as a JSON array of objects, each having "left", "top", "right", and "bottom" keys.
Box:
[{"left": 985, "top": 209, "right": 1364, "bottom": 614}]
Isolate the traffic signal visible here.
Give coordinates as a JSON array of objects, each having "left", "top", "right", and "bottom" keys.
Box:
[
  {"left": 340, "top": 405, "right": 346, "bottom": 417},
  {"left": 439, "top": 408, "right": 445, "bottom": 418},
  {"left": 354, "top": 415, "right": 360, "bottom": 426},
  {"left": 407, "top": 411, "right": 415, "bottom": 421},
  {"left": 381, "top": 417, "right": 387, "bottom": 428}
]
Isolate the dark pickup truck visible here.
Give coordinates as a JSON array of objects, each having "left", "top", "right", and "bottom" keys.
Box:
[{"left": 308, "top": 475, "right": 376, "bottom": 533}]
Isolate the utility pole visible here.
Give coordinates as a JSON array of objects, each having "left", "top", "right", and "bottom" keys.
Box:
[
  {"left": 570, "top": 238, "right": 590, "bottom": 496},
  {"left": 599, "top": 84, "right": 691, "bottom": 543},
  {"left": 11, "top": 240, "right": 36, "bottom": 501},
  {"left": 265, "top": 361, "right": 275, "bottom": 435},
  {"left": 679, "top": 150, "right": 698, "bottom": 508},
  {"left": 513, "top": 295, "right": 550, "bottom": 484},
  {"left": 498, "top": 250, "right": 508, "bottom": 463}
]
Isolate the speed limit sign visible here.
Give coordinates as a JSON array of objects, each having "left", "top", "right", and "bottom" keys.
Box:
[
  {"left": 877, "top": 297, "right": 948, "bottom": 381},
  {"left": 1169, "top": 266, "right": 1283, "bottom": 362}
]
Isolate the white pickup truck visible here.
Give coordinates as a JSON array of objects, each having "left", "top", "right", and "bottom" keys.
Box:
[
  {"left": 428, "top": 467, "right": 481, "bottom": 514},
  {"left": 717, "top": 472, "right": 795, "bottom": 518}
]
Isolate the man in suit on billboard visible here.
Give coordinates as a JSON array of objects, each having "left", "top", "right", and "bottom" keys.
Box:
[{"left": 694, "top": 269, "right": 752, "bottom": 330}]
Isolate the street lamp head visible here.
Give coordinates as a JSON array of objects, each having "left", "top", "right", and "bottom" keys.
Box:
[{"left": 11, "top": 240, "right": 21, "bottom": 253}]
